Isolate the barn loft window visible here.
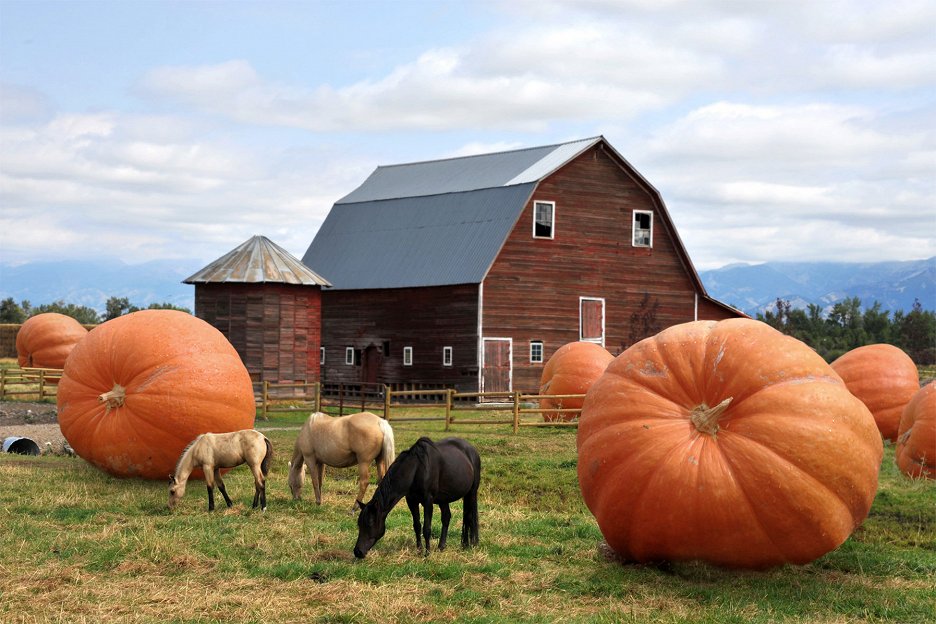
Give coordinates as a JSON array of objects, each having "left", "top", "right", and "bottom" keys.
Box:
[
  {"left": 533, "top": 201, "right": 555, "bottom": 239},
  {"left": 382, "top": 341, "right": 391, "bottom": 357},
  {"left": 443, "top": 346, "right": 453, "bottom": 366},
  {"left": 530, "top": 341, "right": 544, "bottom": 363},
  {"left": 633, "top": 210, "right": 653, "bottom": 247},
  {"left": 403, "top": 346, "right": 413, "bottom": 366}
]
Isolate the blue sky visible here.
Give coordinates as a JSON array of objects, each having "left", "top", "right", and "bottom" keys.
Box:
[{"left": 1, "top": 0, "right": 934, "bottom": 272}]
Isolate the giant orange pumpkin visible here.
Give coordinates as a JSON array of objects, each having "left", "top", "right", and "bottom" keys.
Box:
[
  {"left": 577, "top": 318, "right": 882, "bottom": 569},
  {"left": 830, "top": 344, "right": 919, "bottom": 442},
  {"left": 16, "top": 313, "right": 88, "bottom": 369},
  {"left": 895, "top": 383, "right": 935, "bottom": 479},
  {"left": 539, "top": 341, "right": 613, "bottom": 422},
  {"left": 57, "top": 310, "right": 255, "bottom": 479}
]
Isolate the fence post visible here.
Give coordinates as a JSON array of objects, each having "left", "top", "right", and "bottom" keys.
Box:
[
  {"left": 383, "top": 385, "right": 391, "bottom": 420},
  {"left": 261, "top": 381, "right": 269, "bottom": 420},
  {"left": 445, "top": 389, "right": 453, "bottom": 431},
  {"left": 314, "top": 381, "right": 321, "bottom": 413},
  {"left": 338, "top": 383, "right": 345, "bottom": 416},
  {"left": 0, "top": 368, "right": 5, "bottom": 400},
  {"left": 512, "top": 391, "right": 520, "bottom": 434}
]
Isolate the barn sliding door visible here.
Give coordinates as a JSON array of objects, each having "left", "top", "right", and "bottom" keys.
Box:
[{"left": 580, "top": 297, "right": 605, "bottom": 346}]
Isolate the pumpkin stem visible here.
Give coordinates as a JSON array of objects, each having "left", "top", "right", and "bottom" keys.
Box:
[
  {"left": 690, "top": 397, "right": 733, "bottom": 438},
  {"left": 99, "top": 384, "right": 126, "bottom": 413}
]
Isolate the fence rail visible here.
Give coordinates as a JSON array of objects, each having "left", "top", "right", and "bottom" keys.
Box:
[
  {"left": 258, "top": 380, "right": 585, "bottom": 433},
  {"left": 0, "top": 367, "right": 62, "bottom": 401}
]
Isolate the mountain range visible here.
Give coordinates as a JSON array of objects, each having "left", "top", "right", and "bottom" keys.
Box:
[
  {"left": 0, "top": 258, "right": 199, "bottom": 314},
  {"left": 698, "top": 257, "right": 935, "bottom": 316},
  {"left": 1, "top": 256, "right": 933, "bottom": 318}
]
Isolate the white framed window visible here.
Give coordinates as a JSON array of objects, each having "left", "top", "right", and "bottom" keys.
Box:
[
  {"left": 530, "top": 341, "right": 544, "bottom": 363},
  {"left": 633, "top": 210, "right": 653, "bottom": 247},
  {"left": 443, "top": 346, "right": 453, "bottom": 366},
  {"left": 320, "top": 346, "right": 325, "bottom": 365},
  {"left": 403, "top": 346, "right": 413, "bottom": 366},
  {"left": 345, "top": 347, "right": 355, "bottom": 366},
  {"left": 532, "top": 201, "right": 555, "bottom": 239}
]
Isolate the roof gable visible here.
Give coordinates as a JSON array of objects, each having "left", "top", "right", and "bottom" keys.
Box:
[{"left": 186, "top": 235, "right": 331, "bottom": 286}]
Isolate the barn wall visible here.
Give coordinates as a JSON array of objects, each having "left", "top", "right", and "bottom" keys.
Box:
[
  {"left": 697, "top": 297, "right": 746, "bottom": 321},
  {"left": 194, "top": 283, "right": 322, "bottom": 383},
  {"left": 321, "top": 284, "right": 479, "bottom": 390},
  {"left": 483, "top": 144, "right": 722, "bottom": 393}
]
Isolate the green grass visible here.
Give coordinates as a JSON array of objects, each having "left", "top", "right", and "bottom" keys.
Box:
[{"left": 1, "top": 418, "right": 934, "bottom": 623}]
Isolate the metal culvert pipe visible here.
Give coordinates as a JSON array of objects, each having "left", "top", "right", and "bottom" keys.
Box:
[{"left": 2, "top": 436, "right": 41, "bottom": 456}]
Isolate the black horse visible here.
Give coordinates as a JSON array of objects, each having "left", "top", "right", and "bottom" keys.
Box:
[{"left": 353, "top": 436, "right": 480, "bottom": 559}]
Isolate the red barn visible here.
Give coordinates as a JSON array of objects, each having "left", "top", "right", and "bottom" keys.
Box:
[
  {"left": 303, "top": 136, "right": 742, "bottom": 393},
  {"left": 185, "top": 235, "right": 331, "bottom": 384}
]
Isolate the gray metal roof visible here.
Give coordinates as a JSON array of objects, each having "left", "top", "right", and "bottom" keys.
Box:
[
  {"left": 336, "top": 136, "right": 601, "bottom": 204},
  {"left": 303, "top": 136, "right": 611, "bottom": 291},
  {"left": 303, "top": 184, "right": 536, "bottom": 290},
  {"left": 185, "top": 235, "right": 331, "bottom": 286}
]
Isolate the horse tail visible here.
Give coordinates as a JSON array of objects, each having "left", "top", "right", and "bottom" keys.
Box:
[
  {"left": 260, "top": 436, "right": 273, "bottom": 477},
  {"left": 379, "top": 418, "right": 396, "bottom": 467}
]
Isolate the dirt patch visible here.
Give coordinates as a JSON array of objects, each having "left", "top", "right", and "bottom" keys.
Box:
[{"left": 0, "top": 400, "right": 70, "bottom": 455}]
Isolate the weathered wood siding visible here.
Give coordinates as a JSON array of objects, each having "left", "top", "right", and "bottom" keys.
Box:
[
  {"left": 482, "top": 145, "right": 715, "bottom": 392},
  {"left": 697, "top": 297, "right": 745, "bottom": 321},
  {"left": 194, "top": 283, "right": 322, "bottom": 383},
  {"left": 321, "top": 284, "right": 479, "bottom": 390}
]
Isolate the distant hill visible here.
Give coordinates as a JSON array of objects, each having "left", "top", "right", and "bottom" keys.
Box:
[
  {"left": 2, "top": 256, "right": 934, "bottom": 319},
  {"left": 0, "top": 258, "right": 199, "bottom": 314},
  {"left": 700, "top": 257, "right": 936, "bottom": 316}
]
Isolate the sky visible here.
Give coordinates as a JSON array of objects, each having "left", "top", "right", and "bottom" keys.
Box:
[{"left": 0, "top": 0, "right": 934, "bottom": 273}]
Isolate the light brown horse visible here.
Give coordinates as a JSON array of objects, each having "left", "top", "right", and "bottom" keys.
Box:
[
  {"left": 168, "top": 430, "right": 273, "bottom": 512},
  {"left": 287, "top": 411, "right": 395, "bottom": 510}
]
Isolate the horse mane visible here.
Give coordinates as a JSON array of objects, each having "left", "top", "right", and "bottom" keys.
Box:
[
  {"left": 174, "top": 434, "right": 203, "bottom": 476},
  {"left": 372, "top": 437, "right": 434, "bottom": 510}
]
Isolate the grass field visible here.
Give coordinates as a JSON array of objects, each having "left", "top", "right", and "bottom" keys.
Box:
[{"left": 1, "top": 411, "right": 934, "bottom": 624}]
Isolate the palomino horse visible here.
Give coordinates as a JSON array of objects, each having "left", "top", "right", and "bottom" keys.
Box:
[
  {"left": 288, "top": 411, "right": 395, "bottom": 510},
  {"left": 168, "top": 430, "right": 273, "bottom": 512},
  {"left": 354, "top": 437, "right": 480, "bottom": 558}
]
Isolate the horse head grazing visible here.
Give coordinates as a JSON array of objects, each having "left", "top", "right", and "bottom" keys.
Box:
[
  {"left": 167, "top": 430, "right": 272, "bottom": 512},
  {"left": 351, "top": 437, "right": 481, "bottom": 559},
  {"left": 354, "top": 498, "right": 387, "bottom": 559}
]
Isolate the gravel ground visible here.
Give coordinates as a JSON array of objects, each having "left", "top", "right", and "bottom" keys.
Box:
[{"left": 0, "top": 400, "right": 70, "bottom": 455}]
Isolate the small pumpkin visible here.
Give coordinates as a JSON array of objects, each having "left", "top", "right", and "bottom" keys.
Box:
[
  {"left": 577, "top": 318, "right": 882, "bottom": 569},
  {"left": 830, "top": 344, "right": 919, "bottom": 442},
  {"left": 539, "top": 341, "right": 613, "bottom": 422},
  {"left": 895, "top": 383, "right": 935, "bottom": 479},
  {"left": 57, "top": 309, "right": 255, "bottom": 480},
  {"left": 15, "top": 313, "right": 88, "bottom": 369}
]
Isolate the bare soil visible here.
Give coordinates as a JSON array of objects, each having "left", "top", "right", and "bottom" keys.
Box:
[{"left": 0, "top": 400, "right": 70, "bottom": 454}]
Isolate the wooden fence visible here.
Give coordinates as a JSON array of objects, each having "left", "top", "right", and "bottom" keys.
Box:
[
  {"left": 258, "top": 380, "right": 585, "bottom": 433},
  {"left": 0, "top": 367, "right": 61, "bottom": 401}
]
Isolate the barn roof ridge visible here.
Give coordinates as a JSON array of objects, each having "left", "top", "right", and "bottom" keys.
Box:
[
  {"left": 373, "top": 135, "right": 604, "bottom": 170},
  {"left": 185, "top": 234, "right": 331, "bottom": 287},
  {"left": 335, "top": 136, "right": 603, "bottom": 205}
]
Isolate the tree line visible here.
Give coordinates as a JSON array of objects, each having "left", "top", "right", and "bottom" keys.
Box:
[
  {"left": 756, "top": 297, "right": 935, "bottom": 365},
  {"left": 0, "top": 297, "right": 191, "bottom": 325}
]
